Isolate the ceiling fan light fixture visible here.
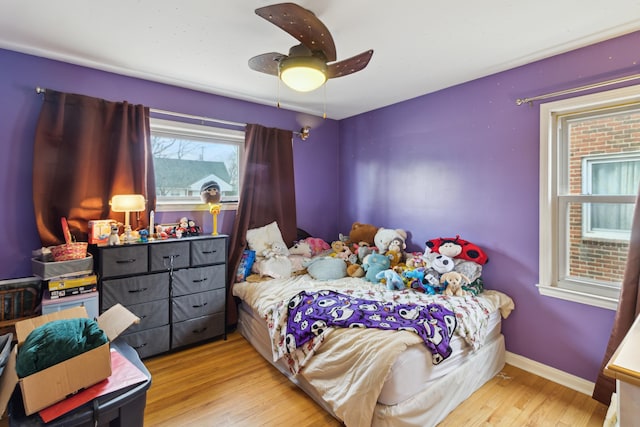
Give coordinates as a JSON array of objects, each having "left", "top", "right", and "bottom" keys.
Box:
[{"left": 279, "top": 56, "right": 327, "bottom": 92}]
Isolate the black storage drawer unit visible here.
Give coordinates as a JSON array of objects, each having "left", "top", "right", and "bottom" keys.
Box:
[
  {"left": 99, "top": 245, "right": 148, "bottom": 278},
  {"left": 93, "top": 235, "right": 228, "bottom": 358}
]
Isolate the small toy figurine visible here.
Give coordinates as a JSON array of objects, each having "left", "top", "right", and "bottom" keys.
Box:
[
  {"left": 108, "top": 224, "right": 120, "bottom": 246},
  {"left": 139, "top": 229, "right": 149, "bottom": 243}
]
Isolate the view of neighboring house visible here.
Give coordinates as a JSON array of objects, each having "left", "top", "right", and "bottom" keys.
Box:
[{"left": 153, "top": 157, "right": 234, "bottom": 198}]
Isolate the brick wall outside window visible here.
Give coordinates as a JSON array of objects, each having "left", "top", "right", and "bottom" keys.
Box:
[{"left": 567, "top": 112, "right": 640, "bottom": 283}]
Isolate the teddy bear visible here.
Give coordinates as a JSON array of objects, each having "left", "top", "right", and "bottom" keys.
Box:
[
  {"left": 348, "top": 222, "right": 379, "bottom": 247},
  {"left": 375, "top": 269, "right": 405, "bottom": 291},
  {"left": 374, "top": 227, "right": 407, "bottom": 255},
  {"left": 441, "top": 271, "right": 472, "bottom": 297},
  {"left": 362, "top": 251, "right": 392, "bottom": 283},
  {"left": 262, "top": 241, "right": 288, "bottom": 259},
  {"left": 330, "top": 240, "right": 353, "bottom": 260}
]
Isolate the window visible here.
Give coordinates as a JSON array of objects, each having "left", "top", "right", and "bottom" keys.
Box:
[
  {"left": 539, "top": 85, "right": 640, "bottom": 310},
  {"left": 582, "top": 153, "right": 640, "bottom": 240},
  {"left": 150, "top": 117, "right": 244, "bottom": 211}
]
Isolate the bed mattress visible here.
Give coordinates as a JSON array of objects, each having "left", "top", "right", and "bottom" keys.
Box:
[{"left": 237, "top": 300, "right": 503, "bottom": 407}]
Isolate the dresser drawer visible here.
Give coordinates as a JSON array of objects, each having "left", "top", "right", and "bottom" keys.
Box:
[
  {"left": 172, "top": 288, "right": 225, "bottom": 322},
  {"left": 102, "top": 272, "right": 169, "bottom": 308},
  {"left": 191, "top": 238, "right": 226, "bottom": 266},
  {"left": 172, "top": 313, "right": 225, "bottom": 349},
  {"left": 119, "top": 325, "right": 170, "bottom": 359},
  {"left": 172, "top": 265, "right": 225, "bottom": 297},
  {"left": 149, "top": 241, "right": 190, "bottom": 272},
  {"left": 99, "top": 245, "right": 148, "bottom": 278},
  {"left": 121, "top": 299, "right": 170, "bottom": 334}
]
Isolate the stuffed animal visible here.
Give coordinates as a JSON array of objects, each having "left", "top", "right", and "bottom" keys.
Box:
[
  {"left": 362, "top": 251, "right": 392, "bottom": 283},
  {"left": 348, "top": 222, "right": 379, "bottom": 247},
  {"left": 405, "top": 252, "right": 427, "bottom": 268},
  {"left": 376, "top": 269, "right": 405, "bottom": 291},
  {"left": 304, "top": 256, "right": 347, "bottom": 281},
  {"left": 302, "top": 237, "right": 331, "bottom": 256},
  {"left": 108, "top": 224, "right": 120, "bottom": 246},
  {"left": 374, "top": 228, "right": 407, "bottom": 255},
  {"left": 330, "top": 240, "right": 352, "bottom": 260},
  {"left": 262, "top": 241, "right": 288, "bottom": 259},
  {"left": 347, "top": 263, "right": 365, "bottom": 278},
  {"left": 441, "top": 271, "right": 472, "bottom": 297},
  {"left": 289, "top": 241, "right": 313, "bottom": 257},
  {"left": 454, "top": 259, "right": 483, "bottom": 282},
  {"left": 425, "top": 235, "right": 489, "bottom": 265},
  {"left": 425, "top": 252, "right": 455, "bottom": 274}
]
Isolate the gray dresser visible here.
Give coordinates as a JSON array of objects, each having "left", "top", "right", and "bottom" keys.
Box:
[{"left": 94, "top": 235, "right": 227, "bottom": 358}]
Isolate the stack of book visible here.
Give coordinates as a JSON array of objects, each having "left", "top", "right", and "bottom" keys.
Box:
[{"left": 46, "top": 274, "right": 97, "bottom": 299}]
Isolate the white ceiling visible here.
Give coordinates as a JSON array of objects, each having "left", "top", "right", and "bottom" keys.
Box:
[{"left": 2, "top": 1, "right": 640, "bottom": 120}]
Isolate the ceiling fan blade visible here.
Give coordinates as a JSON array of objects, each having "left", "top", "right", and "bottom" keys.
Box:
[
  {"left": 248, "top": 52, "right": 287, "bottom": 76},
  {"left": 255, "top": 2, "right": 337, "bottom": 62},
  {"left": 327, "top": 50, "right": 374, "bottom": 79}
]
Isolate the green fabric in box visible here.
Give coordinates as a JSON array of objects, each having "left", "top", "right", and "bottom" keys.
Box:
[{"left": 16, "top": 318, "right": 108, "bottom": 378}]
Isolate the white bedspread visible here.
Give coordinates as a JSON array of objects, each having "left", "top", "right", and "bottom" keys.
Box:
[{"left": 233, "top": 274, "right": 514, "bottom": 427}]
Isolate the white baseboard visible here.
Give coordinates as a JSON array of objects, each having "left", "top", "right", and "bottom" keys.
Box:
[{"left": 505, "top": 351, "right": 595, "bottom": 396}]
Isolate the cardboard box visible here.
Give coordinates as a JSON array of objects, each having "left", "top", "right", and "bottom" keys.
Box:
[
  {"left": 88, "top": 220, "right": 116, "bottom": 245},
  {"left": 0, "top": 304, "right": 139, "bottom": 416},
  {"left": 31, "top": 254, "right": 93, "bottom": 280}
]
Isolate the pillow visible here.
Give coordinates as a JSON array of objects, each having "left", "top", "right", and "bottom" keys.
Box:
[{"left": 246, "top": 221, "right": 289, "bottom": 256}]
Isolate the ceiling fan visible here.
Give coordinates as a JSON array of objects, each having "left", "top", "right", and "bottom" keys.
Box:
[{"left": 248, "top": 2, "right": 374, "bottom": 92}]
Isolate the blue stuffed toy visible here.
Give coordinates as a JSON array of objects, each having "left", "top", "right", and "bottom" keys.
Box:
[
  {"left": 402, "top": 268, "right": 436, "bottom": 294},
  {"left": 376, "top": 269, "right": 405, "bottom": 290},
  {"left": 363, "top": 251, "right": 392, "bottom": 283}
]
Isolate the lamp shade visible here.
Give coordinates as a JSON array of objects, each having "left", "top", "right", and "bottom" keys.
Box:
[
  {"left": 110, "top": 194, "right": 146, "bottom": 212},
  {"left": 279, "top": 56, "right": 327, "bottom": 92}
]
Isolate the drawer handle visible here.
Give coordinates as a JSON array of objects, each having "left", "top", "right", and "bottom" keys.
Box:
[
  {"left": 128, "top": 287, "right": 148, "bottom": 293},
  {"left": 202, "top": 250, "right": 216, "bottom": 254},
  {"left": 133, "top": 343, "right": 147, "bottom": 349},
  {"left": 192, "top": 302, "right": 208, "bottom": 308},
  {"left": 163, "top": 254, "right": 181, "bottom": 259},
  {"left": 116, "top": 258, "right": 136, "bottom": 264},
  {"left": 193, "top": 327, "right": 208, "bottom": 334},
  {"left": 192, "top": 278, "right": 208, "bottom": 283}
]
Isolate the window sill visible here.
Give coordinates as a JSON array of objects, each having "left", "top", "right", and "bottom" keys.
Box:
[
  {"left": 156, "top": 202, "right": 238, "bottom": 213},
  {"left": 537, "top": 284, "right": 618, "bottom": 311}
]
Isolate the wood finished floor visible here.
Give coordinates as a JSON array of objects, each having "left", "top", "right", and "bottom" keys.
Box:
[{"left": 142, "top": 331, "right": 608, "bottom": 427}]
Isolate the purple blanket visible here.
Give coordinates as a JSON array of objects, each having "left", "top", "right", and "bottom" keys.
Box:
[{"left": 286, "top": 290, "right": 457, "bottom": 364}]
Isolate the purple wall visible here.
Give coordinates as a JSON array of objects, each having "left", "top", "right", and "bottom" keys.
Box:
[
  {"left": 2, "top": 30, "right": 638, "bottom": 385},
  {"left": 340, "top": 31, "right": 640, "bottom": 382},
  {"left": 0, "top": 48, "right": 340, "bottom": 280}
]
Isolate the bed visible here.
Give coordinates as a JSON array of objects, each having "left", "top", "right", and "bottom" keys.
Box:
[
  {"left": 232, "top": 222, "right": 514, "bottom": 426},
  {"left": 233, "top": 273, "right": 514, "bottom": 427}
]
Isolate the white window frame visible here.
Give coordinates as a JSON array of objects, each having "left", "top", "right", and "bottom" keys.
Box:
[
  {"left": 582, "top": 153, "right": 640, "bottom": 241},
  {"left": 150, "top": 117, "right": 244, "bottom": 212},
  {"left": 538, "top": 84, "right": 640, "bottom": 311}
]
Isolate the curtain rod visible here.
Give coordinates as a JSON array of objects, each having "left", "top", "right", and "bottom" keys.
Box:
[
  {"left": 35, "top": 87, "right": 310, "bottom": 140},
  {"left": 151, "top": 108, "right": 246, "bottom": 129},
  {"left": 516, "top": 73, "right": 640, "bottom": 106}
]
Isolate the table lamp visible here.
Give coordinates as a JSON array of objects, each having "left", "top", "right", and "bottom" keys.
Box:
[{"left": 110, "top": 194, "right": 146, "bottom": 242}]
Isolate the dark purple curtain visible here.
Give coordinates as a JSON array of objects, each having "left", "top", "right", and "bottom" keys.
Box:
[
  {"left": 592, "top": 185, "right": 640, "bottom": 404},
  {"left": 33, "top": 90, "right": 155, "bottom": 246},
  {"left": 226, "top": 124, "right": 296, "bottom": 325}
]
